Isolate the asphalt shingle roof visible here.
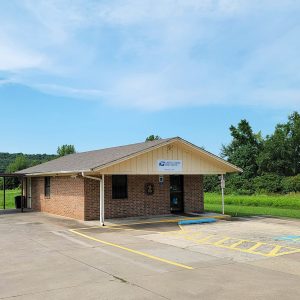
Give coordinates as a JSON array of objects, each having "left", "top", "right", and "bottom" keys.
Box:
[{"left": 17, "top": 138, "right": 175, "bottom": 175}]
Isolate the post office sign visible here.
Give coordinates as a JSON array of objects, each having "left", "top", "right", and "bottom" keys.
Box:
[{"left": 157, "top": 160, "right": 182, "bottom": 172}]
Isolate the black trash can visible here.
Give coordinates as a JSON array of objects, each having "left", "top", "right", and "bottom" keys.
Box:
[{"left": 15, "top": 196, "right": 27, "bottom": 209}]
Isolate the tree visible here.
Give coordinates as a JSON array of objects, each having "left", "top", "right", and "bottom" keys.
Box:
[
  {"left": 286, "top": 111, "right": 300, "bottom": 175},
  {"left": 4, "top": 155, "right": 30, "bottom": 189},
  {"left": 221, "top": 119, "right": 262, "bottom": 179},
  {"left": 145, "top": 135, "right": 161, "bottom": 142},
  {"left": 57, "top": 145, "right": 76, "bottom": 157},
  {"left": 6, "top": 155, "right": 30, "bottom": 173},
  {"left": 258, "top": 111, "right": 300, "bottom": 176}
]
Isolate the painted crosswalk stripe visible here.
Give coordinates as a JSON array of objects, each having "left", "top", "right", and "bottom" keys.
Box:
[
  {"left": 267, "top": 245, "right": 282, "bottom": 256},
  {"left": 213, "top": 237, "right": 231, "bottom": 246},
  {"left": 247, "top": 242, "right": 265, "bottom": 252},
  {"left": 229, "top": 240, "right": 246, "bottom": 248},
  {"left": 164, "top": 230, "right": 300, "bottom": 257}
]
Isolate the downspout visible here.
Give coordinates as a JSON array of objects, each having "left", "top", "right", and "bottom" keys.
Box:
[
  {"left": 81, "top": 172, "right": 105, "bottom": 226},
  {"left": 21, "top": 177, "right": 24, "bottom": 213},
  {"left": 28, "top": 177, "right": 32, "bottom": 209}
]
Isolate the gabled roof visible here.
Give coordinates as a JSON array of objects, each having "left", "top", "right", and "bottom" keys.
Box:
[
  {"left": 17, "top": 137, "right": 242, "bottom": 175},
  {"left": 17, "top": 138, "right": 174, "bottom": 175}
]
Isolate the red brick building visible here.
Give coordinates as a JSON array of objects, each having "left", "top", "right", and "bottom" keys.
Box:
[{"left": 18, "top": 137, "right": 241, "bottom": 223}]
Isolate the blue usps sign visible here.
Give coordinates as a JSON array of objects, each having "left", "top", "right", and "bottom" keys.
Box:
[{"left": 157, "top": 160, "right": 182, "bottom": 171}]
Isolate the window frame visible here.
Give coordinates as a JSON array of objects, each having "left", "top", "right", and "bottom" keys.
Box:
[
  {"left": 44, "top": 176, "right": 51, "bottom": 198},
  {"left": 112, "top": 175, "right": 128, "bottom": 199}
]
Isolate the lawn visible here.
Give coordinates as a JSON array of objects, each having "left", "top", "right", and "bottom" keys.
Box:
[
  {"left": 0, "top": 189, "right": 21, "bottom": 209},
  {"left": 1, "top": 189, "right": 300, "bottom": 219},
  {"left": 205, "top": 192, "right": 300, "bottom": 219}
]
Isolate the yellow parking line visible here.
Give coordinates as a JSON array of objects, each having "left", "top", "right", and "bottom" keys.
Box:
[
  {"left": 187, "top": 231, "right": 205, "bottom": 238},
  {"left": 274, "top": 248, "right": 300, "bottom": 257},
  {"left": 179, "top": 224, "right": 190, "bottom": 232},
  {"left": 267, "top": 245, "right": 282, "bottom": 256},
  {"left": 69, "top": 229, "right": 193, "bottom": 270},
  {"left": 215, "top": 241, "right": 300, "bottom": 257},
  {"left": 195, "top": 235, "right": 215, "bottom": 243},
  {"left": 229, "top": 240, "right": 246, "bottom": 249},
  {"left": 103, "top": 227, "right": 134, "bottom": 231},
  {"left": 165, "top": 231, "right": 300, "bottom": 257},
  {"left": 213, "top": 237, "right": 231, "bottom": 246},
  {"left": 105, "top": 215, "right": 228, "bottom": 227},
  {"left": 215, "top": 244, "right": 269, "bottom": 256},
  {"left": 73, "top": 226, "right": 103, "bottom": 230},
  {"left": 161, "top": 230, "right": 188, "bottom": 236},
  {"left": 247, "top": 242, "right": 265, "bottom": 252},
  {"left": 75, "top": 215, "right": 229, "bottom": 231}
]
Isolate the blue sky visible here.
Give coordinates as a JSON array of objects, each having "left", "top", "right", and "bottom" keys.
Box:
[{"left": 0, "top": 0, "right": 299, "bottom": 155}]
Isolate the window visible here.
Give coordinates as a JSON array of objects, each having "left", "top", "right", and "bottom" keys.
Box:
[
  {"left": 44, "top": 177, "right": 51, "bottom": 198},
  {"left": 112, "top": 175, "right": 127, "bottom": 199}
]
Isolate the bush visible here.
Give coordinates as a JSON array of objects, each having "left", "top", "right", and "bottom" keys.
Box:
[
  {"left": 204, "top": 173, "right": 299, "bottom": 195},
  {"left": 253, "top": 174, "right": 283, "bottom": 193},
  {"left": 204, "top": 175, "right": 220, "bottom": 192},
  {"left": 225, "top": 174, "right": 255, "bottom": 195},
  {"left": 282, "top": 175, "right": 300, "bottom": 192}
]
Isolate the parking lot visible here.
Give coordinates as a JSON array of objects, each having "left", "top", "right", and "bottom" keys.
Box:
[{"left": 1, "top": 211, "right": 300, "bottom": 299}]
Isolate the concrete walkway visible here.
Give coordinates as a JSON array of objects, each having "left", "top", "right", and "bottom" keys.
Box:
[{"left": 85, "top": 212, "right": 231, "bottom": 227}]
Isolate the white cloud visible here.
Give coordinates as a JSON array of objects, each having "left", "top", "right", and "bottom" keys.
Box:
[
  {"left": 33, "top": 83, "right": 109, "bottom": 99},
  {"left": 0, "top": 0, "right": 299, "bottom": 110},
  {"left": 0, "top": 35, "right": 45, "bottom": 70}
]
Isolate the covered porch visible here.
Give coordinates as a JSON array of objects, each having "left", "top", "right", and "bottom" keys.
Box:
[
  {"left": 0, "top": 173, "right": 31, "bottom": 212},
  {"left": 81, "top": 173, "right": 225, "bottom": 226}
]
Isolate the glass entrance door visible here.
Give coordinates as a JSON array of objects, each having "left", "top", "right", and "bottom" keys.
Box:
[{"left": 170, "top": 175, "right": 184, "bottom": 213}]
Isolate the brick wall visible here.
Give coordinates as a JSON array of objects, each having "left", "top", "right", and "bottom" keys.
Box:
[
  {"left": 31, "top": 176, "right": 85, "bottom": 220},
  {"left": 183, "top": 175, "right": 204, "bottom": 213},
  {"left": 106, "top": 175, "right": 170, "bottom": 219},
  {"left": 84, "top": 175, "right": 204, "bottom": 220},
  {"left": 31, "top": 174, "right": 204, "bottom": 220},
  {"left": 84, "top": 177, "right": 100, "bottom": 220},
  {"left": 84, "top": 175, "right": 170, "bottom": 220}
]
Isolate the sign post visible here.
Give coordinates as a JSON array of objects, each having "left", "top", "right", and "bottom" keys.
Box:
[
  {"left": 221, "top": 174, "right": 225, "bottom": 215},
  {"left": 3, "top": 176, "right": 5, "bottom": 210}
]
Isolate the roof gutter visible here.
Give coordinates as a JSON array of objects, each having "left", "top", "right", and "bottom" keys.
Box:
[{"left": 22, "top": 170, "right": 91, "bottom": 177}]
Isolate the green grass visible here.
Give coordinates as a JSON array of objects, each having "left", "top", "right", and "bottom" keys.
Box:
[
  {"left": 205, "top": 192, "right": 300, "bottom": 219},
  {"left": 1, "top": 189, "right": 300, "bottom": 219},
  {"left": 0, "top": 189, "right": 21, "bottom": 209}
]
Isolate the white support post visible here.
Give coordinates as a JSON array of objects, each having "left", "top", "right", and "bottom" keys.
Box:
[
  {"left": 100, "top": 174, "right": 105, "bottom": 226},
  {"left": 221, "top": 174, "right": 225, "bottom": 215},
  {"left": 81, "top": 172, "right": 105, "bottom": 226}
]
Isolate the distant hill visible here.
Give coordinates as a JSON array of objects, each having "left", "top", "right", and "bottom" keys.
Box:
[{"left": 0, "top": 152, "right": 57, "bottom": 173}]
